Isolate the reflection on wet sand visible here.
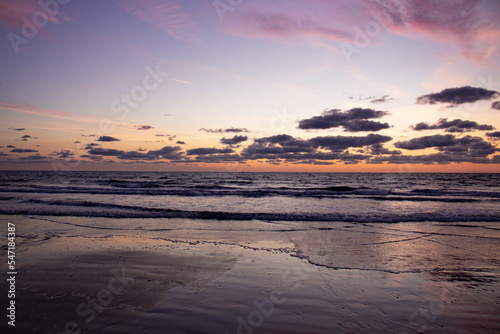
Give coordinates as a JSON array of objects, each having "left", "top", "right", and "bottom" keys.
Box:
[{"left": 0, "top": 215, "right": 498, "bottom": 333}]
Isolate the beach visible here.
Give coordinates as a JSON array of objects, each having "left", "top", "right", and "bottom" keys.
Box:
[{"left": 1, "top": 211, "right": 499, "bottom": 333}]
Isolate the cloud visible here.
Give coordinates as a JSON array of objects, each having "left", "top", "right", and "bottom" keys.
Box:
[
  {"left": 21, "top": 135, "right": 31, "bottom": 138},
  {"left": 186, "top": 154, "right": 247, "bottom": 163},
  {"left": 147, "top": 145, "right": 183, "bottom": 158},
  {"left": 9, "top": 128, "right": 25, "bottom": 131},
  {"left": 186, "top": 148, "right": 234, "bottom": 155},
  {"left": 84, "top": 143, "right": 100, "bottom": 150},
  {"left": 10, "top": 148, "right": 38, "bottom": 153},
  {"left": 18, "top": 154, "right": 52, "bottom": 162},
  {"left": 87, "top": 145, "right": 183, "bottom": 161},
  {"left": 200, "top": 127, "right": 250, "bottom": 133},
  {"left": 136, "top": 125, "right": 155, "bottom": 130},
  {"left": 0, "top": 0, "right": 69, "bottom": 29},
  {"left": 49, "top": 150, "right": 76, "bottom": 159},
  {"left": 309, "top": 134, "right": 393, "bottom": 150},
  {"left": 364, "top": 0, "right": 495, "bottom": 63},
  {"left": 298, "top": 108, "right": 390, "bottom": 132},
  {"left": 0, "top": 103, "right": 127, "bottom": 126},
  {"left": 243, "top": 135, "right": 314, "bottom": 157},
  {"left": 486, "top": 131, "right": 500, "bottom": 138},
  {"left": 394, "top": 134, "right": 498, "bottom": 158},
  {"left": 411, "top": 118, "right": 494, "bottom": 133},
  {"left": 88, "top": 148, "right": 125, "bottom": 156},
  {"left": 416, "top": 86, "right": 499, "bottom": 107},
  {"left": 220, "top": 135, "right": 248, "bottom": 145},
  {"left": 395, "top": 134, "right": 458, "bottom": 150},
  {"left": 113, "top": 0, "right": 201, "bottom": 43},
  {"left": 7, "top": 145, "right": 15, "bottom": 148},
  {"left": 97, "top": 136, "right": 120, "bottom": 142},
  {"left": 176, "top": 140, "right": 186, "bottom": 145},
  {"left": 80, "top": 154, "right": 103, "bottom": 162},
  {"left": 155, "top": 134, "right": 176, "bottom": 140},
  {"left": 217, "top": 1, "right": 373, "bottom": 45},
  {"left": 492, "top": 101, "right": 500, "bottom": 110},
  {"left": 241, "top": 134, "right": 392, "bottom": 164},
  {"left": 369, "top": 143, "right": 401, "bottom": 155},
  {"left": 369, "top": 95, "right": 395, "bottom": 104}
]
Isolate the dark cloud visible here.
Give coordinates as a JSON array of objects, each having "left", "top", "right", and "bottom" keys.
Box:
[
  {"left": 88, "top": 148, "right": 125, "bottom": 156},
  {"left": 240, "top": 134, "right": 388, "bottom": 165},
  {"left": 7, "top": 145, "right": 15, "bottom": 148},
  {"left": 18, "top": 154, "right": 51, "bottom": 162},
  {"left": 97, "top": 136, "right": 120, "bottom": 142},
  {"left": 369, "top": 143, "right": 401, "bottom": 155},
  {"left": 186, "top": 148, "right": 234, "bottom": 155},
  {"left": 395, "top": 134, "right": 458, "bottom": 150},
  {"left": 136, "top": 125, "right": 154, "bottom": 130},
  {"left": 49, "top": 150, "right": 76, "bottom": 159},
  {"left": 370, "top": 95, "right": 394, "bottom": 104},
  {"left": 249, "top": 134, "right": 315, "bottom": 154},
  {"left": 84, "top": 143, "right": 100, "bottom": 150},
  {"left": 155, "top": 134, "right": 176, "bottom": 141},
  {"left": 176, "top": 141, "right": 186, "bottom": 145},
  {"left": 0, "top": 152, "right": 10, "bottom": 156},
  {"left": 9, "top": 128, "right": 25, "bottom": 131},
  {"left": 486, "top": 131, "right": 500, "bottom": 138},
  {"left": 187, "top": 154, "right": 247, "bottom": 163},
  {"left": 200, "top": 128, "right": 249, "bottom": 133},
  {"left": 309, "top": 134, "right": 392, "bottom": 151},
  {"left": 80, "top": 154, "right": 103, "bottom": 161},
  {"left": 411, "top": 118, "right": 494, "bottom": 133},
  {"left": 87, "top": 145, "right": 183, "bottom": 161},
  {"left": 220, "top": 135, "right": 248, "bottom": 145},
  {"left": 492, "top": 101, "right": 500, "bottom": 110},
  {"left": 416, "top": 86, "right": 499, "bottom": 107},
  {"left": 74, "top": 141, "right": 81, "bottom": 144},
  {"left": 298, "top": 108, "right": 390, "bottom": 132},
  {"left": 21, "top": 135, "right": 31, "bottom": 139},
  {"left": 395, "top": 134, "right": 498, "bottom": 158},
  {"left": 147, "top": 146, "right": 183, "bottom": 159},
  {"left": 10, "top": 148, "right": 38, "bottom": 153},
  {"left": 116, "top": 151, "right": 158, "bottom": 160}
]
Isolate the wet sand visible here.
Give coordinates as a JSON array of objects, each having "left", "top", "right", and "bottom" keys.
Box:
[{"left": 1, "top": 215, "right": 499, "bottom": 333}]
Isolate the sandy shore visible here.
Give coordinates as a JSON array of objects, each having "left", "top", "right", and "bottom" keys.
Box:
[{"left": 1, "top": 215, "right": 499, "bottom": 333}]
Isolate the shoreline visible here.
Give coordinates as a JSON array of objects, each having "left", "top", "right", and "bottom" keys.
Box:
[{"left": 1, "top": 215, "right": 499, "bottom": 333}]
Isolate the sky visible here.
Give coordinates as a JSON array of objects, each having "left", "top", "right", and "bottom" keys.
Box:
[{"left": 1, "top": 0, "right": 500, "bottom": 172}]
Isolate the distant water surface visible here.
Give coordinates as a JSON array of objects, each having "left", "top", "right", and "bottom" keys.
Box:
[{"left": 0, "top": 171, "right": 499, "bottom": 223}]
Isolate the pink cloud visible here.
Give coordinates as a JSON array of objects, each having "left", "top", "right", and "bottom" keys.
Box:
[
  {"left": 0, "top": 0, "right": 70, "bottom": 28},
  {"left": 215, "top": 0, "right": 499, "bottom": 64},
  {"left": 113, "top": 0, "right": 201, "bottom": 43},
  {"left": 363, "top": 0, "right": 500, "bottom": 64},
  {"left": 218, "top": 0, "right": 372, "bottom": 44}
]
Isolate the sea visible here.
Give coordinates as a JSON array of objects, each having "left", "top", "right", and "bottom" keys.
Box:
[{"left": 1, "top": 171, "right": 499, "bottom": 223}]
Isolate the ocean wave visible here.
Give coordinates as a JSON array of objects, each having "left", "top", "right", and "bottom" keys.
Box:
[
  {"left": 1, "top": 183, "right": 499, "bottom": 201},
  {"left": 2, "top": 199, "right": 499, "bottom": 223}
]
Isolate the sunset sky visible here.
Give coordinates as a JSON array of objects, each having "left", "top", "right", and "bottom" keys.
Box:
[{"left": 1, "top": 0, "right": 500, "bottom": 172}]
